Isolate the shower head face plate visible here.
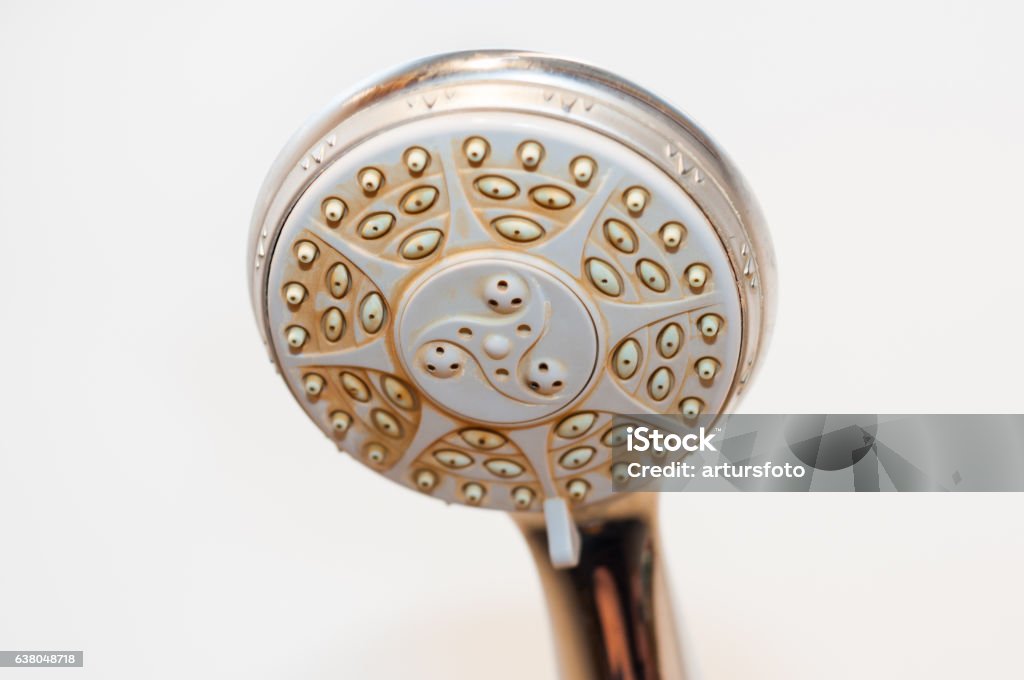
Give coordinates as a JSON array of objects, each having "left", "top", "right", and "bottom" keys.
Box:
[{"left": 252, "top": 52, "right": 775, "bottom": 512}]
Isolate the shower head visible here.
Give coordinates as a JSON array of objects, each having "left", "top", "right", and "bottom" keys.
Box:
[
  {"left": 248, "top": 50, "right": 774, "bottom": 678},
  {"left": 249, "top": 50, "right": 773, "bottom": 507}
]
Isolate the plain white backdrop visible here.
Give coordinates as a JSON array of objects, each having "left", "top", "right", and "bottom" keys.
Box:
[{"left": 1, "top": 1, "right": 1022, "bottom": 678}]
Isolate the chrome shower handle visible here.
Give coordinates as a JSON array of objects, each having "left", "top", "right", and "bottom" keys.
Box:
[{"left": 516, "top": 495, "right": 687, "bottom": 680}]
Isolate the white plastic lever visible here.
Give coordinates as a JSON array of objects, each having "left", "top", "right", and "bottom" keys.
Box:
[{"left": 543, "top": 497, "right": 581, "bottom": 569}]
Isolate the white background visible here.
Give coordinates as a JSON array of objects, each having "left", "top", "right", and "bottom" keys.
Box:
[{"left": 1, "top": 1, "right": 1022, "bottom": 678}]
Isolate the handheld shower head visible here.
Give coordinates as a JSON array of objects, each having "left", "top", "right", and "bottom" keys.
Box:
[{"left": 248, "top": 50, "right": 775, "bottom": 679}]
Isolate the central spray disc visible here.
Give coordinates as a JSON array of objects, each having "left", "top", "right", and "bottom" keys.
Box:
[{"left": 396, "top": 256, "right": 599, "bottom": 424}]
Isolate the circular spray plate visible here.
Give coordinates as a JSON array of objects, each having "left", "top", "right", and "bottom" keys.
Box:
[
  {"left": 396, "top": 256, "right": 599, "bottom": 424},
  {"left": 253, "top": 56, "right": 773, "bottom": 512}
]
